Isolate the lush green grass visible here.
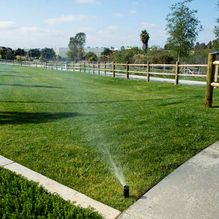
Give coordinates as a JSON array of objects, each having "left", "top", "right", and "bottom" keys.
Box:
[
  {"left": 0, "top": 64, "right": 219, "bottom": 210},
  {"left": 0, "top": 167, "right": 102, "bottom": 218}
]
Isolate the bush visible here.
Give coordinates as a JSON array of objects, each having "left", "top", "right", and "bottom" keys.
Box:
[
  {"left": 85, "top": 52, "right": 97, "bottom": 62},
  {"left": 133, "top": 54, "right": 147, "bottom": 64},
  {"left": 0, "top": 167, "right": 102, "bottom": 219},
  {"left": 148, "top": 47, "right": 175, "bottom": 64}
]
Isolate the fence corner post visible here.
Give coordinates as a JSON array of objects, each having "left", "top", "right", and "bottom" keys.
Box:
[
  {"left": 205, "top": 52, "right": 217, "bottom": 108},
  {"left": 175, "top": 61, "right": 179, "bottom": 85}
]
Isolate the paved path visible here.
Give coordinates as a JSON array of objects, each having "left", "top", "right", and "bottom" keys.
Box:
[
  {"left": 0, "top": 155, "right": 121, "bottom": 219},
  {"left": 105, "top": 72, "right": 206, "bottom": 86},
  {"left": 119, "top": 141, "right": 219, "bottom": 219}
]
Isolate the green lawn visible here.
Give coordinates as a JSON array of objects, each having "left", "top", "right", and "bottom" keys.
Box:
[
  {"left": 0, "top": 167, "right": 102, "bottom": 219},
  {"left": 0, "top": 64, "right": 219, "bottom": 210}
]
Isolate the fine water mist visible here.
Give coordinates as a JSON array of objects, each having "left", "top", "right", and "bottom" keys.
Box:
[
  {"left": 73, "top": 75, "right": 127, "bottom": 187},
  {"left": 105, "top": 148, "right": 126, "bottom": 186}
]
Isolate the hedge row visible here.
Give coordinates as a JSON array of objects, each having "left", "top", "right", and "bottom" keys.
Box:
[{"left": 0, "top": 167, "right": 102, "bottom": 219}]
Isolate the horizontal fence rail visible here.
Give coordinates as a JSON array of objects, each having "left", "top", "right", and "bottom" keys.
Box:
[{"left": 0, "top": 59, "right": 211, "bottom": 85}]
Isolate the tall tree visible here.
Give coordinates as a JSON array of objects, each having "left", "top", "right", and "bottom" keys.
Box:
[
  {"left": 28, "top": 49, "right": 41, "bottom": 59},
  {"left": 101, "top": 48, "right": 113, "bottom": 56},
  {"left": 14, "top": 48, "right": 26, "bottom": 56},
  {"left": 67, "top": 32, "right": 86, "bottom": 61},
  {"left": 140, "top": 30, "right": 150, "bottom": 53},
  {"left": 40, "top": 48, "right": 56, "bottom": 62},
  {"left": 215, "top": 1, "right": 219, "bottom": 39},
  {"left": 166, "top": 0, "right": 202, "bottom": 60},
  {"left": 0, "top": 47, "right": 15, "bottom": 60}
]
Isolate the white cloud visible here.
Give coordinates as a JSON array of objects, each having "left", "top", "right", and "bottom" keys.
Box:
[
  {"left": 46, "top": 15, "right": 95, "bottom": 25},
  {"left": 19, "top": 26, "right": 40, "bottom": 32},
  {"left": 85, "top": 25, "right": 139, "bottom": 48},
  {"left": 75, "top": 0, "right": 100, "bottom": 4},
  {"left": 113, "top": 10, "right": 136, "bottom": 17},
  {"left": 141, "top": 22, "right": 156, "bottom": 29},
  {"left": 0, "top": 21, "right": 66, "bottom": 48},
  {"left": 0, "top": 21, "right": 16, "bottom": 30},
  {"left": 99, "top": 25, "right": 118, "bottom": 32},
  {"left": 113, "top": 12, "right": 124, "bottom": 17},
  {"left": 129, "top": 10, "right": 136, "bottom": 15}
]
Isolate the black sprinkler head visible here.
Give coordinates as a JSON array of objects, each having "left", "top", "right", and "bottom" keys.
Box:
[{"left": 124, "top": 185, "right": 129, "bottom": 198}]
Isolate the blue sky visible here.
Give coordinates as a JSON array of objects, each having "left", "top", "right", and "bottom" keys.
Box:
[{"left": 0, "top": 0, "right": 218, "bottom": 49}]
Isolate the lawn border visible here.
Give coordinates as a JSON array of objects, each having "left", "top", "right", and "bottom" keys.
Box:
[{"left": 0, "top": 155, "right": 121, "bottom": 219}]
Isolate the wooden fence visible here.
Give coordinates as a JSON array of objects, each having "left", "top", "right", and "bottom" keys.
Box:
[
  {"left": 2, "top": 56, "right": 219, "bottom": 107},
  {"left": 0, "top": 59, "right": 211, "bottom": 85},
  {"left": 205, "top": 52, "right": 219, "bottom": 107}
]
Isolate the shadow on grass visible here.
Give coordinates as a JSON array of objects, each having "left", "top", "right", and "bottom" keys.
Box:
[
  {"left": 0, "top": 83, "right": 62, "bottom": 89},
  {"left": 0, "top": 111, "right": 85, "bottom": 125},
  {"left": 157, "top": 101, "right": 183, "bottom": 106},
  {"left": 0, "top": 74, "right": 32, "bottom": 78},
  {"left": 0, "top": 98, "right": 193, "bottom": 106},
  {"left": 0, "top": 99, "right": 149, "bottom": 105}
]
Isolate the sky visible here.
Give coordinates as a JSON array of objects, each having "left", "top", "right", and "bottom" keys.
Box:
[{"left": 0, "top": 0, "right": 218, "bottom": 49}]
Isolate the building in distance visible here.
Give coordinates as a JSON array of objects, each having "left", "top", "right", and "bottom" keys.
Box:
[{"left": 55, "top": 47, "right": 106, "bottom": 59}]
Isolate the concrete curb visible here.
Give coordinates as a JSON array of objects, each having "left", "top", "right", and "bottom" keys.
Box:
[{"left": 0, "top": 155, "right": 121, "bottom": 219}]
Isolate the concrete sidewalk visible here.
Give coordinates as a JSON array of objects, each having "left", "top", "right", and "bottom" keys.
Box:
[{"left": 119, "top": 141, "right": 219, "bottom": 219}]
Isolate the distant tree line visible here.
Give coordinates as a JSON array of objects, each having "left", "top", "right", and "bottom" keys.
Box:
[{"left": 0, "top": 47, "right": 57, "bottom": 62}]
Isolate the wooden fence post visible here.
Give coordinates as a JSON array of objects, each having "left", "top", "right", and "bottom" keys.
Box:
[
  {"left": 205, "top": 52, "right": 217, "bottom": 108},
  {"left": 147, "top": 61, "right": 150, "bottom": 82},
  {"left": 126, "top": 62, "right": 129, "bottom": 80},
  {"left": 93, "top": 63, "right": 95, "bottom": 74},
  {"left": 112, "top": 61, "right": 115, "bottom": 78},
  {"left": 98, "top": 62, "right": 100, "bottom": 75},
  {"left": 88, "top": 62, "right": 90, "bottom": 74},
  {"left": 104, "top": 62, "right": 106, "bottom": 76},
  {"left": 175, "top": 61, "right": 179, "bottom": 85}
]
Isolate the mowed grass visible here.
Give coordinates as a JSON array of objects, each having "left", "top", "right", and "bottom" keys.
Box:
[{"left": 0, "top": 64, "right": 219, "bottom": 210}]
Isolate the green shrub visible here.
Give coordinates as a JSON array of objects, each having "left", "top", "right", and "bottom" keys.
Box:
[{"left": 0, "top": 167, "right": 102, "bottom": 219}]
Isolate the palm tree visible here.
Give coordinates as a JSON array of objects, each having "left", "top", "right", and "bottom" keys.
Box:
[{"left": 140, "top": 30, "right": 150, "bottom": 53}]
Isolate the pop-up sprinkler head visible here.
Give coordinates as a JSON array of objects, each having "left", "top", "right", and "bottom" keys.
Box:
[{"left": 124, "top": 185, "right": 129, "bottom": 198}]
